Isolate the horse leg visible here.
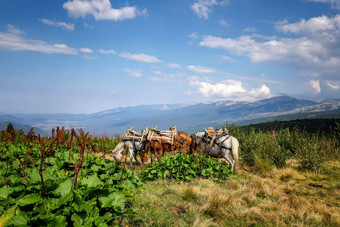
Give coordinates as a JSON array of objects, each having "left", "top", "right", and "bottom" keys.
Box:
[
  {"left": 222, "top": 149, "right": 235, "bottom": 172},
  {"left": 134, "top": 149, "right": 141, "bottom": 165},
  {"left": 129, "top": 146, "right": 134, "bottom": 166}
]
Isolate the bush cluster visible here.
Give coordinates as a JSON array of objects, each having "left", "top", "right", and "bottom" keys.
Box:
[
  {"left": 140, "top": 153, "right": 235, "bottom": 182},
  {"left": 228, "top": 123, "right": 339, "bottom": 172}
]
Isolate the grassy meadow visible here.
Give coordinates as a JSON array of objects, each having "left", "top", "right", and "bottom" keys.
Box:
[{"left": 0, "top": 121, "right": 339, "bottom": 226}]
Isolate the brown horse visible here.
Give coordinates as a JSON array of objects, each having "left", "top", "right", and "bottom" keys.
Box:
[{"left": 140, "top": 131, "right": 195, "bottom": 163}]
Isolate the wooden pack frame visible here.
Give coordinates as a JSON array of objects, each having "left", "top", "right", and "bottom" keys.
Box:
[
  {"left": 121, "top": 127, "right": 143, "bottom": 142},
  {"left": 145, "top": 125, "right": 177, "bottom": 145}
]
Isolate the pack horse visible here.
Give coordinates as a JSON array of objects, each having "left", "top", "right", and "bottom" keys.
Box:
[{"left": 195, "top": 128, "right": 239, "bottom": 172}]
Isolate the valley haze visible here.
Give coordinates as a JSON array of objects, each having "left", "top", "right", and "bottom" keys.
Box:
[{"left": 1, "top": 96, "right": 339, "bottom": 136}]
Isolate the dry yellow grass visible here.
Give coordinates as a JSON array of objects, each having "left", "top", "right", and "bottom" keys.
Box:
[{"left": 123, "top": 160, "right": 340, "bottom": 226}]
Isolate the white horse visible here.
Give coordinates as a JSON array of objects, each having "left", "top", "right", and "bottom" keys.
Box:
[
  {"left": 112, "top": 140, "right": 144, "bottom": 165},
  {"left": 195, "top": 132, "right": 239, "bottom": 172}
]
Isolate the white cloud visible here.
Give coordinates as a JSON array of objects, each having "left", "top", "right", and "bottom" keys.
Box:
[
  {"left": 63, "top": 0, "right": 147, "bottom": 21},
  {"left": 150, "top": 71, "right": 185, "bottom": 82},
  {"left": 199, "top": 15, "right": 340, "bottom": 79},
  {"left": 84, "top": 23, "right": 94, "bottom": 29},
  {"left": 309, "top": 80, "right": 321, "bottom": 93},
  {"left": 6, "top": 24, "right": 24, "bottom": 35},
  {"left": 326, "top": 81, "right": 340, "bottom": 89},
  {"left": 80, "top": 47, "right": 93, "bottom": 53},
  {"left": 119, "top": 52, "right": 161, "bottom": 63},
  {"left": 307, "top": 0, "right": 340, "bottom": 9},
  {"left": 98, "top": 49, "right": 116, "bottom": 54},
  {"left": 0, "top": 32, "right": 77, "bottom": 55},
  {"left": 189, "top": 32, "right": 199, "bottom": 39},
  {"left": 40, "top": 19, "right": 75, "bottom": 31},
  {"left": 189, "top": 77, "right": 272, "bottom": 100},
  {"left": 187, "top": 65, "right": 218, "bottom": 73},
  {"left": 167, "top": 63, "right": 181, "bottom": 68},
  {"left": 219, "top": 19, "right": 229, "bottom": 27},
  {"left": 243, "top": 27, "right": 256, "bottom": 32},
  {"left": 221, "top": 55, "right": 233, "bottom": 62},
  {"left": 191, "top": 0, "right": 229, "bottom": 19},
  {"left": 123, "top": 68, "right": 143, "bottom": 78}
]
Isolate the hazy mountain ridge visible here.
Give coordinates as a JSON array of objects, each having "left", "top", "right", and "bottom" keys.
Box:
[{"left": 1, "top": 96, "right": 339, "bottom": 135}]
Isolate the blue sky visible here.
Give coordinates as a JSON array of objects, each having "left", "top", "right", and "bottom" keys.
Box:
[{"left": 0, "top": 0, "right": 340, "bottom": 114}]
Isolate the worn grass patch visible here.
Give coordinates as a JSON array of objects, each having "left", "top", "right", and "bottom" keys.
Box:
[{"left": 123, "top": 160, "right": 340, "bottom": 226}]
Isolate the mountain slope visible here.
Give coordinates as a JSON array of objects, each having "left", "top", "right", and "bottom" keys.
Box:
[{"left": 1, "top": 96, "right": 339, "bottom": 135}]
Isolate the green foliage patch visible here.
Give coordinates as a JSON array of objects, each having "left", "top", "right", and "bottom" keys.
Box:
[
  {"left": 141, "top": 153, "right": 235, "bottom": 182},
  {"left": 0, "top": 143, "right": 143, "bottom": 227}
]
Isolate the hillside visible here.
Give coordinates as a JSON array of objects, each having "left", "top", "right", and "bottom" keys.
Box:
[{"left": 0, "top": 96, "right": 339, "bottom": 135}]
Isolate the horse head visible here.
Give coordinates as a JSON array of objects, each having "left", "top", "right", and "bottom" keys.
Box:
[
  {"left": 112, "top": 142, "right": 125, "bottom": 161},
  {"left": 194, "top": 132, "right": 205, "bottom": 151}
]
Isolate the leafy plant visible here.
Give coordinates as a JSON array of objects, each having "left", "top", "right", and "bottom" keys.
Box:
[
  {"left": 0, "top": 131, "right": 143, "bottom": 226},
  {"left": 141, "top": 153, "right": 235, "bottom": 182}
]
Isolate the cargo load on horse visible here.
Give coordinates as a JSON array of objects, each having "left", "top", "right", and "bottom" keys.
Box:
[
  {"left": 141, "top": 125, "right": 195, "bottom": 163},
  {"left": 112, "top": 127, "right": 145, "bottom": 165},
  {"left": 195, "top": 127, "right": 239, "bottom": 172},
  {"left": 144, "top": 125, "right": 177, "bottom": 145}
]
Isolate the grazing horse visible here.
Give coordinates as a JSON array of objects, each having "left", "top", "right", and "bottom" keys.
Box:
[
  {"left": 195, "top": 132, "right": 239, "bottom": 172},
  {"left": 112, "top": 140, "right": 144, "bottom": 165},
  {"left": 174, "top": 131, "right": 195, "bottom": 154},
  {"left": 141, "top": 127, "right": 195, "bottom": 163}
]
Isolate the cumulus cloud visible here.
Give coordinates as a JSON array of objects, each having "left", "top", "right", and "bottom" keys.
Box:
[
  {"left": 119, "top": 52, "right": 161, "bottom": 63},
  {"left": 167, "top": 63, "right": 181, "bottom": 68},
  {"left": 189, "top": 77, "right": 272, "bottom": 100},
  {"left": 309, "top": 80, "right": 321, "bottom": 93},
  {"left": 187, "top": 65, "right": 218, "bottom": 73},
  {"left": 189, "top": 32, "right": 199, "bottom": 39},
  {"left": 221, "top": 55, "right": 233, "bottom": 62},
  {"left": 307, "top": 0, "right": 340, "bottom": 9},
  {"left": 80, "top": 47, "right": 93, "bottom": 53},
  {"left": 84, "top": 23, "right": 94, "bottom": 28},
  {"left": 199, "top": 15, "right": 340, "bottom": 80},
  {"left": 63, "top": 0, "right": 147, "bottom": 21},
  {"left": 6, "top": 24, "right": 24, "bottom": 35},
  {"left": 40, "top": 19, "right": 75, "bottom": 31},
  {"left": 98, "top": 49, "right": 116, "bottom": 54},
  {"left": 243, "top": 27, "right": 256, "bottom": 32},
  {"left": 326, "top": 81, "right": 340, "bottom": 89},
  {"left": 123, "top": 68, "right": 143, "bottom": 78},
  {"left": 150, "top": 70, "right": 185, "bottom": 82},
  {"left": 219, "top": 19, "right": 229, "bottom": 27},
  {"left": 191, "top": 0, "right": 229, "bottom": 19},
  {"left": 0, "top": 32, "right": 77, "bottom": 55}
]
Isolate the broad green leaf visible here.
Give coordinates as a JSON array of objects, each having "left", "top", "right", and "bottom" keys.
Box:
[
  {"left": 163, "top": 170, "right": 170, "bottom": 178},
  {"left": 98, "top": 197, "right": 113, "bottom": 209},
  {"left": 7, "top": 213, "right": 27, "bottom": 226},
  {"left": 109, "top": 192, "right": 125, "bottom": 213},
  {"left": 81, "top": 174, "right": 103, "bottom": 188},
  {"left": 0, "top": 187, "right": 14, "bottom": 200},
  {"left": 27, "top": 169, "right": 41, "bottom": 184},
  {"left": 71, "top": 213, "right": 83, "bottom": 226},
  {"left": 48, "top": 215, "right": 67, "bottom": 227},
  {"left": 54, "top": 178, "right": 73, "bottom": 196},
  {"left": 17, "top": 193, "right": 42, "bottom": 206},
  {"left": 103, "top": 212, "right": 113, "bottom": 222}
]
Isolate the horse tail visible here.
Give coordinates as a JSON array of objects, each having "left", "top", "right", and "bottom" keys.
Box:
[{"left": 231, "top": 137, "right": 239, "bottom": 173}]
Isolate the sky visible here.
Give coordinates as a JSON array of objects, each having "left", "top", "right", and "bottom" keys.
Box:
[{"left": 0, "top": 0, "right": 340, "bottom": 114}]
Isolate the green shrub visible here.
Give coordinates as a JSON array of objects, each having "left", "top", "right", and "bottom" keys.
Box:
[
  {"left": 140, "top": 153, "right": 235, "bottom": 182},
  {"left": 0, "top": 143, "right": 143, "bottom": 226}
]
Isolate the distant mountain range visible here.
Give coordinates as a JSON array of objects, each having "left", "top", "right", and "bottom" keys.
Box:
[{"left": 1, "top": 96, "right": 339, "bottom": 136}]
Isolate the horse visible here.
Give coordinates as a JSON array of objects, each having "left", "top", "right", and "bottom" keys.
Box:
[
  {"left": 112, "top": 140, "right": 144, "bottom": 165},
  {"left": 194, "top": 131, "right": 239, "bottom": 173},
  {"left": 174, "top": 131, "right": 195, "bottom": 154},
  {"left": 141, "top": 127, "right": 195, "bottom": 163}
]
